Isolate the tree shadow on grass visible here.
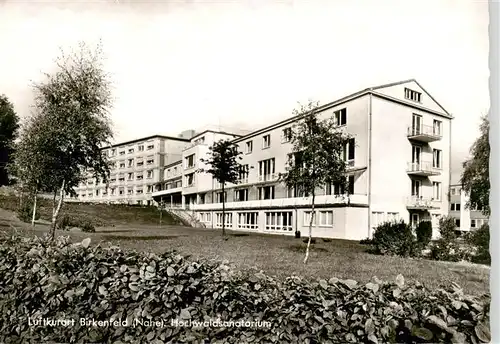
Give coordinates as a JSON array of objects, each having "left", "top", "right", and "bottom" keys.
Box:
[
  {"left": 287, "top": 244, "right": 329, "bottom": 253},
  {"left": 100, "top": 235, "right": 179, "bottom": 241}
]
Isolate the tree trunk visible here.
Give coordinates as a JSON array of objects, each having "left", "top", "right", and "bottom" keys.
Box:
[
  {"left": 49, "top": 180, "right": 65, "bottom": 241},
  {"left": 304, "top": 193, "right": 316, "bottom": 264},
  {"left": 221, "top": 182, "right": 226, "bottom": 237},
  {"left": 159, "top": 201, "right": 163, "bottom": 226},
  {"left": 31, "top": 188, "right": 37, "bottom": 228}
]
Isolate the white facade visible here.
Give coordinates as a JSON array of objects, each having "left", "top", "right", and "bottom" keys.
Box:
[
  {"left": 449, "top": 184, "right": 489, "bottom": 232},
  {"left": 151, "top": 79, "right": 453, "bottom": 240}
]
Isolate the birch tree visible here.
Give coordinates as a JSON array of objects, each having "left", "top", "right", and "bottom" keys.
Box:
[
  {"left": 198, "top": 139, "right": 242, "bottom": 237},
  {"left": 0, "top": 95, "right": 19, "bottom": 187},
  {"left": 279, "top": 100, "right": 352, "bottom": 264},
  {"left": 18, "top": 41, "right": 114, "bottom": 240}
]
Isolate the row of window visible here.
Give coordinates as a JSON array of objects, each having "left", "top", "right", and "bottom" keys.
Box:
[
  {"left": 110, "top": 157, "right": 155, "bottom": 169},
  {"left": 455, "top": 218, "right": 488, "bottom": 228},
  {"left": 200, "top": 211, "right": 296, "bottom": 232},
  {"left": 78, "top": 185, "right": 155, "bottom": 198},
  {"left": 450, "top": 202, "right": 484, "bottom": 212},
  {"left": 410, "top": 180, "right": 442, "bottom": 200},
  {"left": 371, "top": 211, "right": 401, "bottom": 228},
  {"left": 107, "top": 143, "right": 155, "bottom": 157},
  {"left": 207, "top": 176, "right": 356, "bottom": 204},
  {"left": 242, "top": 108, "right": 348, "bottom": 154}
]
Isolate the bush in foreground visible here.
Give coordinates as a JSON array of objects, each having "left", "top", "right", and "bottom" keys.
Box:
[
  {"left": 464, "top": 224, "right": 491, "bottom": 265},
  {"left": 0, "top": 235, "right": 491, "bottom": 344},
  {"left": 416, "top": 221, "right": 433, "bottom": 249}
]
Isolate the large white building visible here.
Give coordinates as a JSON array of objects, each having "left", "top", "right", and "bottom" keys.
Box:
[{"left": 152, "top": 79, "right": 453, "bottom": 240}]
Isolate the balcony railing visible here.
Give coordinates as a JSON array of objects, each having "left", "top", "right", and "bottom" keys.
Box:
[
  {"left": 406, "top": 161, "right": 441, "bottom": 176},
  {"left": 406, "top": 196, "right": 440, "bottom": 210},
  {"left": 237, "top": 178, "right": 249, "bottom": 185},
  {"left": 258, "top": 173, "right": 278, "bottom": 182},
  {"left": 407, "top": 125, "right": 442, "bottom": 142}
]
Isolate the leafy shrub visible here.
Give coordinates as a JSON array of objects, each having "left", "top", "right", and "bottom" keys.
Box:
[
  {"left": 416, "top": 221, "right": 433, "bottom": 248},
  {"left": 57, "top": 214, "right": 96, "bottom": 233},
  {"left": 359, "top": 237, "right": 373, "bottom": 245},
  {"left": 0, "top": 234, "right": 491, "bottom": 344},
  {"left": 16, "top": 200, "right": 40, "bottom": 223},
  {"left": 371, "top": 220, "right": 418, "bottom": 257},
  {"left": 430, "top": 217, "right": 466, "bottom": 262},
  {"left": 464, "top": 224, "right": 490, "bottom": 265}
]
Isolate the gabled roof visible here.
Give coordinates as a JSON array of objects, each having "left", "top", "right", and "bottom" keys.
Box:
[{"left": 368, "top": 78, "right": 451, "bottom": 116}]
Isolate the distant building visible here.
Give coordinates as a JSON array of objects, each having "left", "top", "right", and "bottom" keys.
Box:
[
  {"left": 72, "top": 134, "right": 191, "bottom": 205},
  {"left": 448, "top": 183, "right": 489, "bottom": 232}
]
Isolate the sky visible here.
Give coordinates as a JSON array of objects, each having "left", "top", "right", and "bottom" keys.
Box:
[{"left": 0, "top": 0, "right": 490, "bottom": 181}]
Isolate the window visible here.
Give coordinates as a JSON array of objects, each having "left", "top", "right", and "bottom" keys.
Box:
[
  {"left": 186, "top": 173, "right": 195, "bottom": 187},
  {"left": 199, "top": 194, "right": 206, "bottom": 204},
  {"left": 111, "top": 148, "right": 116, "bottom": 156},
  {"left": 348, "top": 175, "right": 354, "bottom": 195},
  {"left": 455, "top": 219, "right": 460, "bottom": 227},
  {"left": 265, "top": 212, "right": 293, "bottom": 231},
  {"left": 450, "top": 187, "right": 456, "bottom": 195},
  {"left": 433, "top": 182, "right": 441, "bottom": 201},
  {"left": 215, "top": 213, "right": 233, "bottom": 228},
  {"left": 387, "top": 212, "right": 399, "bottom": 222},
  {"left": 216, "top": 192, "right": 226, "bottom": 203},
  {"left": 258, "top": 186, "right": 275, "bottom": 200},
  {"left": 146, "top": 157, "right": 154, "bottom": 165},
  {"left": 147, "top": 185, "right": 153, "bottom": 193},
  {"left": 119, "top": 188, "right": 124, "bottom": 195},
  {"left": 127, "top": 173, "right": 133, "bottom": 181},
  {"left": 433, "top": 120, "right": 442, "bottom": 136},
  {"left": 404, "top": 88, "right": 422, "bottom": 102},
  {"left": 258, "top": 158, "right": 275, "bottom": 181},
  {"left": 282, "top": 128, "right": 292, "bottom": 143},
  {"left": 334, "top": 108, "right": 347, "bottom": 126},
  {"left": 411, "top": 180, "right": 421, "bottom": 197},
  {"left": 450, "top": 203, "right": 461, "bottom": 211},
  {"left": 118, "top": 175, "right": 125, "bottom": 182},
  {"left": 96, "top": 189, "right": 100, "bottom": 196},
  {"left": 128, "top": 159, "right": 134, "bottom": 167},
  {"left": 471, "top": 219, "right": 477, "bottom": 228},
  {"left": 411, "top": 114, "right": 422, "bottom": 134},
  {"left": 127, "top": 188, "right": 133, "bottom": 195},
  {"left": 147, "top": 170, "right": 153, "bottom": 179},
  {"left": 237, "top": 212, "right": 259, "bottom": 229},
  {"left": 371, "top": 211, "right": 385, "bottom": 228},
  {"left": 138, "top": 145, "right": 144, "bottom": 151},
  {"left": 119, "top": 150, "right": 125, "bottom": 156},
  {"left": 246, "top": 140, "right": 253, "bottom": 154},
  {"left": 238, "top": 165, "right": 250, "bottom": 183},
  {"left": 304, "top": 211, "right": 317, "bottom": 226},
  {"left": 136, "top": 188, "right": 143, "bottom": 194},
  {"left": 343, "top": 138, "right": 355, "bottom": 165},
  {"left": 433, "top": 149, "right": 442, "bottom": 169},
  {"left": 110, "top": 188, "right": 116, "bottom": 195},
  {"left": 137, "top": 174, "right": 144, "bottom": 180},
  {"left": 166, "top": 169, "right": 171, "bottom": 177},
  {"left": 185, "top": 154, "right": 195, "bottom": 169},
  {"left": 119, "top": 162, "right": 125, "bottom": 168},
  {"left": 173, "top": 167, "right": 178, "bottom": 175},
  {"left": 128, "top": 148, "right": 134, "bottom": 154},
  {"left": 235, "top": 189, "right": 248, "bottom": 202},
  {"left": 137, "top": 160, "right": 144, "bottom": 167},
  {"left": 332, "top": 181, "right": 345, "bottom": 195},
  {"left": 319, "top": 211, "right": 333, "bottom": 226},
  {"left": 262, "top": 134, "right": 271, "bottom": 149},
  {"left": 147, "top": 144, "right": 154, "bottom": 150}
]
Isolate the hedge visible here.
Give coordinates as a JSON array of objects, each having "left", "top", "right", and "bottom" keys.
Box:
[{"left": 0, "top": 235, "right": 491, "bottom": 344}]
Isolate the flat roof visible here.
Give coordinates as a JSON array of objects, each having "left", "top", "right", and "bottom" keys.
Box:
[{"left": 103, "top": 135, "right": 190, "bottom": 149}]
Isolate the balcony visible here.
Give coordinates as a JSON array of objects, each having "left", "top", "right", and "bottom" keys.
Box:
[
  {"left": 407, "top": 161, "right": 441, "bottom": 176},
  {"left": 407, "top": 125, "right": 442, "bottom": 143},
  {"left": 406, "top": 196, "right": 440, "bottom": 210},
  {"left": 258, "top": 173, "right": 278, "bottom": 182}
]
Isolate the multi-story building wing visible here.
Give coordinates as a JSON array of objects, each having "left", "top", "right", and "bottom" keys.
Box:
[
  {"left": 158, "top": 79, "right": 452, "bottom": 240},
  {"left": 448, "top": 183, "right": 489, "bottom": 232},
  {"left": 73, "top": 135, "right": 190, "bottom": 205}
]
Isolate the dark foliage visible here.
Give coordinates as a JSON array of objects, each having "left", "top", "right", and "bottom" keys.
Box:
[
  {"left": 0, "top": 95, "right": 19, "bottom": 186},
  {"left": 416, "top": 221, "right": 433, "bottom": 248},
  {"left": 371, "top": 220, "right": 418, "bottom": 257},
  {"left": 0, "top": 235, "right": 491, "bottom": 344}
]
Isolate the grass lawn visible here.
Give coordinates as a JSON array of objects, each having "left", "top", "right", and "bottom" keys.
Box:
[{"left": 0, "top": 202, "right": 489, "bottom": 298}]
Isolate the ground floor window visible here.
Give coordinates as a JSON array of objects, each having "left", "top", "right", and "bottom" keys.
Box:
[
  {"left": 318, "top": 211, "right": 333, "bottom": 226},
  {"left": 371, "top": 211, "right": 384, "bottom": 228},
  {"left": 304, "top": 211, "right": 317, "bottom": 226},
  {"left": 387, "top": 212, "right": 400, "bottom": 223},
  {"left": 265, "top": 212, "right": 293, "bottom": 231},
  {"left": 199, "top": 212, "right": 211, "bottom": 223},
  {"left": 237, "top": 212, "right": 259, "bottom": 229},
  {"left": 215, "top": 213, "right": 233, "bottom": 228}
]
